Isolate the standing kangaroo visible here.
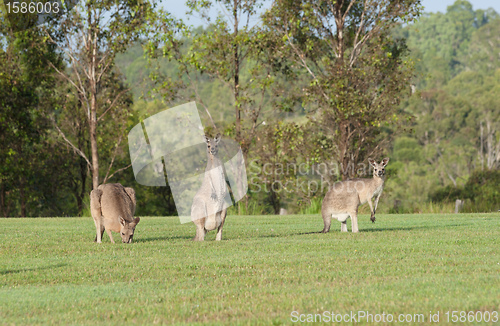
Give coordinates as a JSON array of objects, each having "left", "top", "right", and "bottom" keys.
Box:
[
  {"left": 191, "top": 133, "right": 228, "bottom": 241},
  {"left": 90, "top": 183, "right": 140, "bottom": 243},
  {"left": 321, "top": 158, "right": 389, "bottom": 233}
]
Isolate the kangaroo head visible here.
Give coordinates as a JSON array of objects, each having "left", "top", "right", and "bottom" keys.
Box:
[
  {"left": 119, "top": 216, "right": 140, "bottom": 243},
  {"left": 368, "top": 157, "right": 389, "bottom": 178},
  {"left": 203, "top": 133, "right": 221, "bottom": 156}
]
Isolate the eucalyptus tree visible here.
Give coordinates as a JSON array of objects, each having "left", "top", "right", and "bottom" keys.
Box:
[
  {"left": 0, "top": 13, "right": 65, "bottom": 216},
  {"left": 151, "top": 0, "right": 279, "bottom": 156},
  {"left": 262, "top": 0, "right": 422, "bottom": 180},
  {"left": 43, "top": 0, "right": 159, "bottom": 190}
]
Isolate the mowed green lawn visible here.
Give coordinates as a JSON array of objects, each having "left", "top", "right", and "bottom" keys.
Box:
[{"left": 0, "top": 213, "right": 499, "bottom": 325}]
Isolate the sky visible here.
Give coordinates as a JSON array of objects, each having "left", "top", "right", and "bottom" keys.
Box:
[
  {"left": 164, "top": 0, "right": 500, "bottom": 27},
  {"left": 421, "top": 0, "right": 500, "bottom": 13}
]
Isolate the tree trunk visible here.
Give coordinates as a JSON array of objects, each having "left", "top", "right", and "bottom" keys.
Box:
[
  {"left": 75, "top": 156, "right": 87, "bottom": 216},
  {"left": 479, "top": 121, "right": 484, "bottom": 170},
  {"left": 78, "top": 156, "right": 87, "bottom": 215},
  {"left": 233, "top": 0, "right": 241, "bottom": 146},
  {"left": 334, "top": 0, "right": 345, "bottom": 61},
  {"left": 19, "top": 177, "right": 26, "bottom": 217},
  {"left": 339, "top": 122, "right": 351, "bottom": 180},
  {"left": 89, "top": 7, "right": 99, "bottom": 190},
  {"left": 0, "top": 183, "right": 5, "bottom": 217},
  {"left": 90, "top": 91, "right": 99, "bottom": 190},
  {"left": 233, "top": 0, "right": 242, "bottom": 216},
  {"left": 270, "top": 189, "right": 280, "bottom": 215},
  {"left": 76, "top": 115, "right": 88, "bottom": 216},
  {"left": 486, "top": 119, "right": 494, "bottom": 169}
]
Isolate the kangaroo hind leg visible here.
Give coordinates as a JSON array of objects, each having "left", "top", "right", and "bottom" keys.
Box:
[
  {"left": 90, "top": 189, "right": 103, "bottom": 243},
  {"left": 192, "top": 200, "right": 207, "bottom": 241},
  {"left": 350, "top": 209, "right": 359, "bottom": 233},
  {"left": 321, "top": 213, "right": 332, "bottom": 233},
  {"left": 215, "top": 209, "right": 227, "bottom": 241}
]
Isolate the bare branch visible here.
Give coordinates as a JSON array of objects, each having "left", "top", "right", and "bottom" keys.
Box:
[
  {"left": 44, "top": 28, "right": 92, "bottom": 119},
  {"left": 350, "top": 0, "right": 368, "bottom": 64},
  {"left": 98, "top": 88, "right": 131, "bottom": 121},
  {"left": 96, "top": 51, "right": 114, "bottom": 84},
  {"left": 286, "top": 36, "right": 331, "bottom": 102},
  {"left": 249, "top": 84, "right": 266, "bottom": 141},
  {"left": 349, "top": 3, "right": 389, "bottom": 67},
  {"left": 103, "top": 134, "right": 124, "bottom": 183},
  {"left": 314, "top": 1, "right": 338, "bottom": 56},
  {"left": 342, "top": 0, "right": 357, "bottom": 22},
  {"left": 103, "top": 164, "right": 132, "bottom": 183},
  {"left": 51, "top": 117, "right": 92, "bottom": 168},
  {"left": 184, "top": 67, "right": 217, "bottom": 130},
  {"left": 47, "top": 61, "right": 82, "bottom": 93}
]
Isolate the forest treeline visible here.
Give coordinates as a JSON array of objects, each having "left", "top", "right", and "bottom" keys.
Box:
[{"left": 0, "top": 0, "right": 498, "bottom": 217}]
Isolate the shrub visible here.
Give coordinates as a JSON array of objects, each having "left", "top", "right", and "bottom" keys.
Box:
[{"left": 430, "top": 169, "right": 500, "bottom": 212}]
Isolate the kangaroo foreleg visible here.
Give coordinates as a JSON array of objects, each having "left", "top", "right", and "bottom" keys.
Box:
[
  {"left": 371, "top": 193, "right": 382, "bottom": 223},
  {"left": 374, "top": 193, "right": 382, "bottom": 212},
  {"left": 367, "top": 199, "right": 376, "bottom": 223},
  {"left": 105, "top": 229, "right": 115, "bottom": 243}
]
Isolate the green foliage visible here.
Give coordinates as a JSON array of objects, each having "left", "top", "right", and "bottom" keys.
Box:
[
  {"left": 402, "top": 0, "right": 497, "bottom": 88},
  {"left": 2, "top": 0, "right": 500, "bottom": 217},
  {"left": 262, "top": 0, "right": 421, "bottom": 179},
  {"left": 464, "top": 170, "right": 500, "bottom": 205},
  {"left": 298, "top": 197, "right": 322, "bottom": 215},
  {"left": 0, "top": 17, "right": 73, "bottom": 217},
  {"left": 392, "top": 137, "right": 423, "bottom": 163},
  {"left": 431, "top": 169, "right": 500, "bottom": 212},
  {"left": 227, "top": 200, "right": 272, "bottom": 216},
  {"left": 429, "top": 185, "right": 465, "bottom": 203},
  {"left": 387, "top": 1, "right": 500, "bottom": 214},
  {"left": 0, "top": 214, "right": 499, "bottom": 324},
  {"left": 463, "top": 19, "right": 500, "bottom": 73}
]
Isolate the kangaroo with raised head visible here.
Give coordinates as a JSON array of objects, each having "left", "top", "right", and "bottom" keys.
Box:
[
  {"left": 191, "top": 133, "right": 228, "bottom": 241},
  {"left": 90, "top": 183, "right": 140, "bottom": 243},
  {"left": 321, "top": 158, "right": 389, "bottom": 233}
]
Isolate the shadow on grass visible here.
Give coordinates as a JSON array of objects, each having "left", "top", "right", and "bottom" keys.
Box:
[
  {"left": 296, "top": 231, "right": 323, "bottom": 235},
  {"left": 265, "top": 223, "right": 465, "bottom": 237},
  {"left": 0, "top": 263, "right": 67, "bottom": 275},
  {"left": 135, "top": 223, "right": 468, "bottom": 242},
  {"left": 362, "top": 223, "right": 464, "bottom": 232},
  {"left": 257, "top": 230, "right": 322, "bottom": 238},
  {"left": 135, "top": 235, "right": 193, "bottom": 243}
]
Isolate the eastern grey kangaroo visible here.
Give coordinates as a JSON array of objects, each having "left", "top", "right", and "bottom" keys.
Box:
[
  {"left": 321, "top": 158, "right": 389, "bottom": 233},
  {"left": 191, "top": 133, "right": 228, "bottom": 241},
  {"left": 90, "top": 183, "right": 140, "bottom": 243}
]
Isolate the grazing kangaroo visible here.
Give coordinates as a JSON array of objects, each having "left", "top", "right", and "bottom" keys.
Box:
[
  {"left": 191, "top": 133, "right": 228, "bottom": 241},
  {"left": 321, "top": 158, "right": 389, "bottom": 233},
  {"left": 90, "top": 183, "right": 140, "bottom": 243}
]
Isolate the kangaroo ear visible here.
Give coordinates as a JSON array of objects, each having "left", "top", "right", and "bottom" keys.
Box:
[
  {"left": 214, "top": 133, "right": 221, "bottom": 143},
  {"left": 119, "top": 216, "right": 126, "bottom": 227},
  {"left": 381, "top": 157, "right": 390, "bottom": 167},
  {"left": 202, "top": 135, "right": 210, "bottom": 144},
  {"left": 368, "top": 158, "right": 377, "bottom": 167},
  {"left": 133, "top": 217, "right": 140, "bottom": 225}
]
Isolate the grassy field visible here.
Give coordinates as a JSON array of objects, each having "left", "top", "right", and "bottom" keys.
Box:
[{"left": 0, "top": 213, "right": 499, "bottom": 325}]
